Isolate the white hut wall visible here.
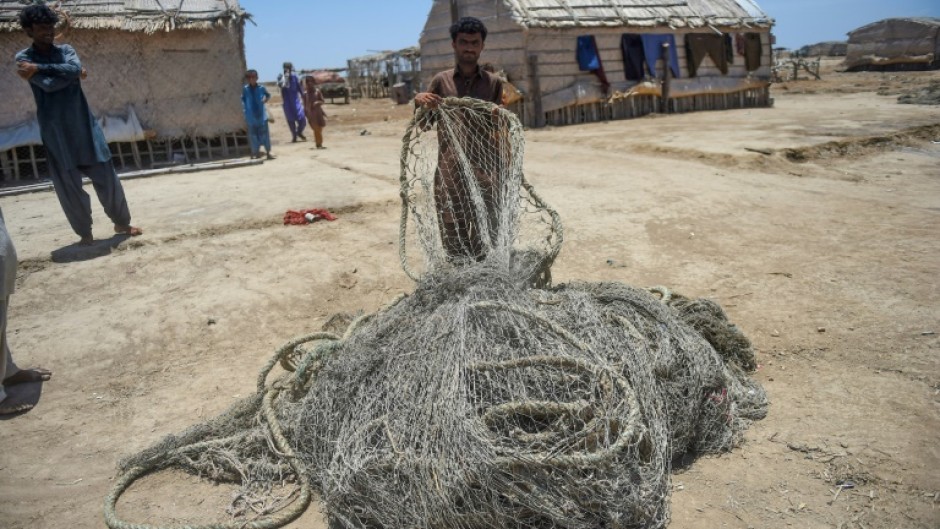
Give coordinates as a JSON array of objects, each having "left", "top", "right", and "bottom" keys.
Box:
[
  {"left": 0, "top": 32, "right": 43, "bottom": 131},
  {"left": 1, "top": 28, "right": 245, "bottom": 139}
]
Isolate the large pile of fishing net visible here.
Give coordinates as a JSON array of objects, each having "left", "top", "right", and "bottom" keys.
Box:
[{"left": 106, "top": 99, "right": 767, "bottom": 529}]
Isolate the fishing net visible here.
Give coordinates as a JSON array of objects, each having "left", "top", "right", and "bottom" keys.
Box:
[{"left": 105, "top": 98, "right": 767, "bottom": 529}]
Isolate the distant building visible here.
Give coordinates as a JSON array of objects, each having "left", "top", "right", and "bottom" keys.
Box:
[
  {"left": 845, "top": 18, "right": 940, "bottom": 71},
  {"left": 347, "top": 47, "right": 421, "bottom": 101},
  {"left": 420, "top": 0, "right": 775, "bottom": 127},
  {"left": 0, "top": 0, "right": 250, "bottom": 182},
  {"left": 796, "top": 41, "right": 847, "bottom": 57}
]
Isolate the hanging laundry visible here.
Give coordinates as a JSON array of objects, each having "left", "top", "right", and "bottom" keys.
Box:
[
  {"left": 685, "top": 33, "right": 729, "bottom": 77},
  {"left": 620, "top": 33, "right": 645, "bottom": 81},
  {"left": 576, "top": 35, "right": 610, "bottom": 89},
  {"left": 744, "top": 33, "right": 763, "bottom": 71},
  {"left": 640, "top": 34, "right": 682, "bottom": 78},
  {"left": 735, "top": 33, "right": 747, "bottom": 57}
]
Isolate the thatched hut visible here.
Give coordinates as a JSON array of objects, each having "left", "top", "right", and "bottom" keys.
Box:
[
  {"left": 420, "top": 0, "right": 775, "bottom": 127},
  {"left": 0, "top": 0, "right": 250, "bottom": 183},
  {"left": 796, "top": 41, "right": 847, "bottom": 58},
  {"left": 347, "top": 46, "right": 421, "bottom": 100},
  {"left": 845, "top": 18, "right": 940, "bottom": 72}
]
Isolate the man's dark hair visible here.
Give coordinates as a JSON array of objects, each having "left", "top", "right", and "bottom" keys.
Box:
[
  {"left": 19, "top": 4, "right": 59, "bottom": 29},
  {"left": 245, "top": 69, "right": 258, "bottom": 77},
  {"left": 449, "top": 17, "right": 487, "bottom": 42}
]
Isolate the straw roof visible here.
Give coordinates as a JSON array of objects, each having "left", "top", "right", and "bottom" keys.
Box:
[
  {"left": 0, "top": 0, "right": 248, "bottom": 34},
  {"left": 847, "top": 17, "right": 940, "bottom": 40},
  {"left": 502, "top": 0, "right": 773, "bottom": 28},
  {"left": 349, "top": 46, "right": 420, "bottom": 64}
]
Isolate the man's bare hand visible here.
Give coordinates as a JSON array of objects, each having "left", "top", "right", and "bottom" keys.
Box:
[
  {"left": 414, "top": 92, "right": 442, "bottom": 108},
  {"left": 16, "top": 61, "right": 38, "bottom": 80},
  {"left": 81, "top": 67, "right": 88, "bottom": 80}
]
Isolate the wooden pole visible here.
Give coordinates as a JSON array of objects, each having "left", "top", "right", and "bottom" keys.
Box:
[
  {"left": 28, "top": 145, "right": 39, "bottom": 179},
  {"left": 11, "top": 148, "right": 20, "bottom": 181},
  {"left": 450, "top": 0, "right": 459, "bottom": 24},
  {"left": 528, "top": 54, "right": 545, "bottom": 128},
  {"left": 0, "top": 150, "right": 11, "bottom": 181},
  {"left": 660, "top": 42, "right": 671, "bottom": 114}
]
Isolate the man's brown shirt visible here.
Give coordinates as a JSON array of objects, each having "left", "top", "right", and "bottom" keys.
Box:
[{"left": 427, "top": 66, "right": 502, "bottom": 104}]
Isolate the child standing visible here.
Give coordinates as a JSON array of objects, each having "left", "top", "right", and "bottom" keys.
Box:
[
  {"left": 302, "top": 76, "right": 327, "bottom": 149},
  {"left": 241, "top": 69, "right": 274, "bottom": 160}
]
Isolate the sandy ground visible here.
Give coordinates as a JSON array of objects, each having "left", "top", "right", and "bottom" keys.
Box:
[{"left": 1, "top": 68, "right": 938, "bottom": 529}]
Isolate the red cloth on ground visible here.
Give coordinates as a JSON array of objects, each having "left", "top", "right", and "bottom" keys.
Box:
[{"left": 283, "top": 208, "right": 338, "bottom": 225}]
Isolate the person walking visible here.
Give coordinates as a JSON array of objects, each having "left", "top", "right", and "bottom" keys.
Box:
[
  {"left": 14, "top": 4, "right": 142, "bottom": 246},
  {"left": 302, "top": 76, "right": 327, "bottom": 149},
  {"left": 277, "top": 62, "right": 307, "bottom": 142}
]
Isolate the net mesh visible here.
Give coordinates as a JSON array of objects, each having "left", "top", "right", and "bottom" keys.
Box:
[
  {"left": 107, "top": 99, "right": 768, "bottom": 529},
  {"left": 398, "top": 98, "right": 562, "bottom": 287}
]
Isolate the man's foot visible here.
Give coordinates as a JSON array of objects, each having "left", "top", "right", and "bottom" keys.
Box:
[
  {"left": 115, "top": 225, "right": 143, "bottom": 236},
  {"left": 266, "top": 153, "right": 276, "bottom": 160},
  {"left": 291, "top": 138, "right": 298, "bottom": 143},
  {"left": 298, "top": 133, "right": 307, "bottom": 141},
  {"left": 79, "top": 235, "right": 94, "bottom": 246},
  {"left": 3, "top": 367, "right": 52, "bottom": 386},
  {"left": 0, "top": 391, "right": 34, "bottom": 415}
]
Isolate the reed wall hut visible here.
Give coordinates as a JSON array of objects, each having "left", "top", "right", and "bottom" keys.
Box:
[
  {"left": 845, "top": 18, "right": 940, "bottom": 72},
  {"left": 0, "top": 0, "right": 250, "bottom": 183},
  {"left": 420, "top": 0, "right": 775, "bottom": 127}
]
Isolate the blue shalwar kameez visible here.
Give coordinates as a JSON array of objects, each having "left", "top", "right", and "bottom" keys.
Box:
[
  {"left": 277, "top": 72, "right": 306, "bottom": 141},
  {"left": 241, "top": 84, "right": 272, "bottom": 156},
  {"left": 15, "top": 43, "right": 131, "bottom": 239}
]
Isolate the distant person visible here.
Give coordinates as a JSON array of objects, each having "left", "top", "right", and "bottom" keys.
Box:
[
  {"left": 0, "top": 208, "right": 51, "bottom": 415},
  {"left": 302, "top": 76, "right": 327, "bottom": 149},
  {"left": 14, "top": 4, "right": 142, "bottom": 246},
  {"left": 277, "top": 61, "right": 307, "bottom": 143},
  {"left": 241, "top": 69, "right": 275, "bottom": 160},
  {"left": 414, "top": 17, "right": 504, "bottom": 260}
]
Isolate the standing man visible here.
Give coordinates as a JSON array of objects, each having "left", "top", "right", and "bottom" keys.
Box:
[
  {"left": 414, "top": 17, "right": 503, "bottom": 261},
  {"left": 15, "top": 4, "right": 142, "bottom": 246},
  {"left": 0, "top": 207, "right": 52, "bottom": 415},
  {"left": 414, "top": 17, "right": 502, "bottom": 109},
  {"left": 277, "top": 62, "right": 307, "bottom": 143},
  {"left": 242, "top": 69, "right": 275, "bottom": 160}
]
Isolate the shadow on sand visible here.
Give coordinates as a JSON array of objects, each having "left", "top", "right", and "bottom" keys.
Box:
[
  {"left": 50, "top": 234, "right": 131, "bottom": 263},
  {"left": 0, "top": 381, "right": 46, "bottom": 420}
]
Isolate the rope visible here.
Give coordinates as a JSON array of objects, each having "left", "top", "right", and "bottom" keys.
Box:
[
  {"left": 103, "top": 332, "right": 336, "bottom": 529},
  {"left": 467, "top": 302, "right": 642, "bottom": 468},
  {"left": 102, "top": 285, "right": 411, "bottom": 529}
]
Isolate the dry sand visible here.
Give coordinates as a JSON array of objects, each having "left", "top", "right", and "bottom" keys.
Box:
[{"left": 1, "top": 68, "right": 938, "bottom": 529}]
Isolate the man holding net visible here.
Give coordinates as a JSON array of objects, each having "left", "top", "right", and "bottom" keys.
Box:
[{"left": 415, "top": 17, "right": 504, "bottom": 261}]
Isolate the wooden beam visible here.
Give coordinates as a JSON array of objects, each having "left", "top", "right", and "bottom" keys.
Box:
[
  {"left": 528, "top": 54, "right": 545, "bottom": 128},
  {"left": 660, "top": 42, "right": 672, "bottom": 114}
]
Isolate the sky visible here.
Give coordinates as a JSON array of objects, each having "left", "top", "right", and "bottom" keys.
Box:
[{"left": 240, "top": 0, "right": 940, "bottom": 81}]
